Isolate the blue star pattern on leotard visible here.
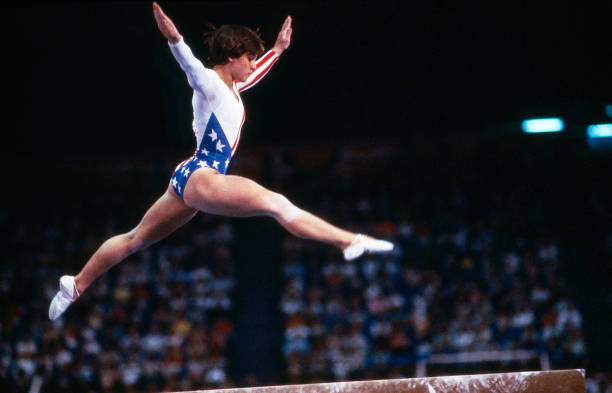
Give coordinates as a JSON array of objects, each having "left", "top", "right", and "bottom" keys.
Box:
[{"left": 171, "top": 113, "right": 231, "bottom": 200}]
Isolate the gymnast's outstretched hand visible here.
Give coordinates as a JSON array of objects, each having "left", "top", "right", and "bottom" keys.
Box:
[
  {"left": 153, "top": 2, "right": 182, "bottom": 44},
  {"left": 272, "top": 16, "right": 293, "bottom": 55}
]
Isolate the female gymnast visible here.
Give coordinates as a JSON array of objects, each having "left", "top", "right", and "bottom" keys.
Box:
[{"left": 49, "top": 2, "right": 394, "bottom": 320}]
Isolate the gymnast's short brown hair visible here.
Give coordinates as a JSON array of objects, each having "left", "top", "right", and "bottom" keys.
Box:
[{"left": 202, "top": 24, "right": 265, "bottom": 66}]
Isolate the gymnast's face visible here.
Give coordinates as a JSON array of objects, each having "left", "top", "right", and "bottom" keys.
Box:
[{"left": 228, "top": 53, "right": 257, "bottom": 82}]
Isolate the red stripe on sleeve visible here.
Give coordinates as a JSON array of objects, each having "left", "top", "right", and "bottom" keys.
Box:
[
  {"left": 256, "top": 51, "right": 276, "bottom": 68},
  {"left": 238, "top": 56, "right": 279, "bottom": 93}
]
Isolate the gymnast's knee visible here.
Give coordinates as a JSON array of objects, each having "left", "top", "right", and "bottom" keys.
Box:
[
  {"left": 122, "top": 230, "right": 147, "bottom": 255},
  {"left": 266, "top": 192, "right": 304, "bottom": 224}
]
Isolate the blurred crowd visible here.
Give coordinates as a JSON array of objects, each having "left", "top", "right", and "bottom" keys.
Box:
[
  {"left": 279, "top": 189, "right": 587, "bottom": 383},
  {"left": 2, "top": 207, "right": 239, "bottom": 392},
  {"left": 1, "top": 139, "right": 610, "bottom": 392}
]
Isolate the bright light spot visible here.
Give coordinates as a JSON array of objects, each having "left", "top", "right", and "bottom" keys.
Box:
[
  {"left": 521, "top": 118, "right": 565, "bottom": 133},
  {"left": 587, "top": 124, "right": 612, "bottom": 138}
]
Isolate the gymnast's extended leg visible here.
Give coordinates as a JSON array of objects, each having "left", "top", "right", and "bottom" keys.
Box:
[
  {"left": 182, "top": 168, "right": 393, "bottom": 258},
  {"left": 49, "top": 187, "right": 197, "bottom": 320}
]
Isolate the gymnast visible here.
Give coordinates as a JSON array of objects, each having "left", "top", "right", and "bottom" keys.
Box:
[{"left": 49, "top": 2, "right": 394, "bottom": 320}]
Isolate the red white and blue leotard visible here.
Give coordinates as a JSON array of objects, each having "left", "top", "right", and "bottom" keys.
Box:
[{"left": 168, "top": 37, "right": 279, "bottom": 199}]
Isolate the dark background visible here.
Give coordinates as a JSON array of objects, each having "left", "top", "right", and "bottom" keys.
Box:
[
  {"left": 9, "top": 0, "right": 611, "bottom": 155},
  {"left": 6, "top": 0, "right": 612, "bottom": 386}
]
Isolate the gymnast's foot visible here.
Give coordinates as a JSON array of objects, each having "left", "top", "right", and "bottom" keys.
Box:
[
  {"left": 49, "top": 275, "right": 80, "bottom": 320},
  {"left": 343, "top": 234, "right": 394, "bottom": 261}
]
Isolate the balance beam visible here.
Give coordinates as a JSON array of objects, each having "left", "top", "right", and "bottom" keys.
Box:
[{"left": 172, "top": 369, "right": 585, "bottom": 393}]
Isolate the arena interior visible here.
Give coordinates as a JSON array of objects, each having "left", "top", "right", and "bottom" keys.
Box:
[{"left": 5, "top": 2, "right": 611, "bottom": 392}]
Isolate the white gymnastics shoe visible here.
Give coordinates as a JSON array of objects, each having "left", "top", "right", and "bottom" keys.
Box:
[
  {"left": 49, "top": 275, "right": 80, "bottom": 321},
  {"left": 343, "top": 234, "right": 394, "bottom": 261}
]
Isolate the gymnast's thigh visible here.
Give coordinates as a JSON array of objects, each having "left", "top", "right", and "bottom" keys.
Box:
[{"left": 182, "top": 168, "right": 280, "bottom": 218}]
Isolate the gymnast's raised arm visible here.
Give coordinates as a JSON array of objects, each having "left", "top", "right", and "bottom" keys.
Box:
[
  {"left": 152, "top": 2, "right": 216, "bottom": 97},
  {"left": 152, "top": 1, "right": 181, "bottom": 44},
  {"left": 237, "top": 16, "right": 293, "bottom": 93},
  {"left": 271, "top": 16, "right": 292, "bottom": 56}
]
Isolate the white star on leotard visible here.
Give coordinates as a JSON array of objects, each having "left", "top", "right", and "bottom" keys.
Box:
[
  {"left": 183, "top": 168, "right": 190, "bottom": 177},
  {"left": 225, "top": 159, "right": 229, "bottom": 168},
  {"left": 216, "top": 140, "right": 225, "bottom": 152},
  {"left": 209, "top": 130, "right": 218, "bottom": 142},
  {"left": 197, "top": 161, "right": 209, "bottom": 168},
  {"left": 172, "top": 178, "right": 178, "bottom": 188},
  {"left": 200, "top": 148, "right": 209, "bottom": 156},
  {"left": 212, "top": 160, "right": 219, "bottom": 169}
]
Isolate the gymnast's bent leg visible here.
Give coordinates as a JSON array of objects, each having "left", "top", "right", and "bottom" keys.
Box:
[
  {"left": 182, "top": 168, "right": 394, "bottom": 260},
  {"left": 49, "top": 187, "right": 197, "bottom": 320}
]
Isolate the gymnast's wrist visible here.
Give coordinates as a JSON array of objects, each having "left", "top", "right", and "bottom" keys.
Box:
[{"left": 168, "top": 34, "right": 183, "bottom": 45}]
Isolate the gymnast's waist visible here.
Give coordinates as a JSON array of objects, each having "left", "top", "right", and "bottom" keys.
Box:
[{"left": 189, "top": 148, "right": 231, "bottom": 174}]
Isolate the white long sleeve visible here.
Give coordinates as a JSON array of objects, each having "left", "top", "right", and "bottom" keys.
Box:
[{"left": 168, "top": 37, "right": 218, "bottom": 99}]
